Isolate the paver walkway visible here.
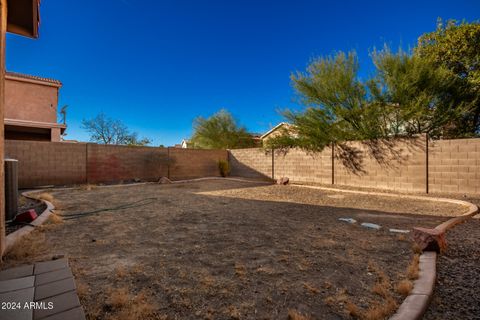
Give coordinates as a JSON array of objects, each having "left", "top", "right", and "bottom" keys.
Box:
[{"left": 0, "top": 258, "right": 85, "bottom": 320}]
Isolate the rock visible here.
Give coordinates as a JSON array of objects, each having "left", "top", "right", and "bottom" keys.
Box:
[
  {"left": 361, "top": 222, "right": 381, "bottom": 230},
  {"left": 389, "top": 228, "right": 410, "bottom": 234},
  {"left": 412, "top": 227, "right": 447, "bottom": 253},
  {"left": 276, "top": 177, "right": 289, "bottom": 185},
  {"left": 134, "top": 178, "right": 141, "bottom": 183},
  {"left": 339, "top": 218, "right": 357, "bottom": 224},
  {"left": 158, "top": 177, "right": 172, "bottom": 184}
]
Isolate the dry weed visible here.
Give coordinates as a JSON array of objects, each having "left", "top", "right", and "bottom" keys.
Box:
[
  {"left": 396, "top": 279, "right": 413, "bottom": 296},
  {"left": 287, "top": 309, "right": 311, "bottom": 320},
  {"left": 362, "top": 297, "right": 397, "bottom": 320},
  {"left": 108, "top": 287, "right": 130, "bottom": 308},
  {"left": 303, "top": 282, "right": 320, "bottom": 295},
  {"left": 4, "top": 231, "right": 48, "bottom": 261},
  {"left": 407, "top": 254, "right": 420, "bottom": 280},
  {"left": 36, "top": 192, "right": 54, "bottom": 202},
  {"left": 234, "top": 263, "right": 247, "bottom": 277},
  {"left": 115, "top": 266, "right": 128, "bottom": 278},
  {"left": 107, "top": 289, "right": 155, "bottom": 320}
]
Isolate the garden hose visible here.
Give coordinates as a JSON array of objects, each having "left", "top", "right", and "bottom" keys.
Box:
[{"left": 59, "top": 197, "right": 158, "bottom": 220}]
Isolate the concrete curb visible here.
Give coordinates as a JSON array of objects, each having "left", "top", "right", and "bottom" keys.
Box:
[
  {"left": 4, "top": 191, "right": 56, "bottom": 253},
  {"left": 289, "top": 183, "right": 479, "bottom": 320},
  {"left": 290, "top": 184, "right": 478, "bottom": 218}
]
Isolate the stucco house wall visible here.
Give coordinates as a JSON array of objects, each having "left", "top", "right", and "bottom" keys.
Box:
[{"left": 4, "top": 72, "right": 65, "bottom": 141}]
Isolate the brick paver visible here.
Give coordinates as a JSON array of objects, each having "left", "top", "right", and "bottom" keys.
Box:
[{"left": 0, "top": 259, "right": 85, "bottom": 320}]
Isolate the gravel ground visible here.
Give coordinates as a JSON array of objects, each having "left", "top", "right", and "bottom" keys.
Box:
[
  {"left": 423, "top": 196, "right": 480, "bottom": 320},
  {"left": 6, "top": 196, "right": 46, "bottom": 235}
]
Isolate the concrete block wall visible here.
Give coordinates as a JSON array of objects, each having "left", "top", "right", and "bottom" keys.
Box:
[
  {"left": 334, "top": 138, "right": 427, "bottom": 192},
  {"left": 229, "top": 148, "right": 272, "bottom": 179},
  {"left": 429, "top": 138, "right": 480, "bottom": 194},
  {"left": 274, "top": 147, "right": 332, "bottom": 184},
  {"left": 229, "top": 137, "right": 480, "bottom": 194},
  {"left": 5, "top": 141, "right": 228, "bottom": 188},
  {"left": 169, "top": 148, "right": 228, "bottom": 180},
  {"left": 87, "top": 144, "right": 169, "bottom": 184},
  {"left": 5, "top": 140, "right": 87, "bottom": 188}
]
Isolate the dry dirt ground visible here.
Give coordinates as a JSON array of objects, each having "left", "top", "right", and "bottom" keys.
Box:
[{"left": 0, "top": 180, "right": 468, "bottom": 320}]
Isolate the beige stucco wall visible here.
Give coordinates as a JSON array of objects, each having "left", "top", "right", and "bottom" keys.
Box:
[{"left": 4, "top": 77, "right": 59, "bottom": 123}]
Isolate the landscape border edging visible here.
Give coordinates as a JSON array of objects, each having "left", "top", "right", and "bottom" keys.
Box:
[{"left": 4, "top": 191, "right": 55, "bottom": 253}]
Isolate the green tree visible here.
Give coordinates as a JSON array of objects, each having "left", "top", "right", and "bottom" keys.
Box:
[
  {"left": 267, "top": 48, "right": 465, "bottom": 152},
  {"left": 190, "top": 109, "right": 256, "bottom": 149},
  {"left": 416, "top": 19, "right": 480, "bottom": 135},
  {"left": 372, "top": 47, "right": 466, "bottom": 138}
]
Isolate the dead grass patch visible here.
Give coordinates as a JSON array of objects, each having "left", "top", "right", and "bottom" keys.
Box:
[
  {"left": 303, "top": 282, "right": 320, "bottom": 295},
  {"left": 76, "top": 281, "right": 89, "bottom": 298},
  {"left": 79, "top": 184, "right": 97, "bottom": 191},
  {"left": 36, "top": 192, "right": 54, "bottom": 202},
  {"left": 407, "top": 254, "right": 420, "bottom": 280},
  {"left": 47, "top": 212, "right": 63, "bottom": 224},
  {"left": 115, "top": 266, "right": 128, "bottom": 278},
  {"left": 200, "top": 274, "right": 216, "bottom": 288},
  {"left": 343, "top": 262, "right": 398, "bottom": 320},
  {"left": 324, "top": 288, "right": 349, "bottom": 306},
  {"left": 107, "top": 288, "right": 155, "bottom": 320},
  {"left": 234, "top": 263, "right": 247, "bottom": 277},
  {"left": 4, "top": 231, "right": 48, "bottom": 261},
  {"left": 226, "top": 305, "right": 241, "bottom": 319},
  {"left": 287, "top": 309, "right": 311, "bottom": 320},
  {"left": 396, "top": 279, "right": 413, "bottom": 296},
  {"left": 108, "top": 287, "right": 130, "bottom": 308},
  {"left": 362, "top": 297, "right": 398, "bottom": 320},
  {"left": 412, "top": 243, "right": 422, "bottom": 254},
  {"left": 34, "top": 192, "right": 63, "bottom": 209}
]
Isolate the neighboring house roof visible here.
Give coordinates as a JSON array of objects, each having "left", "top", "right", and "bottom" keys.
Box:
[
  {"left": 260, "top": 122, "right": 291, "bottom": 140},
  {"left": 6, "top": 71, "right": 62, "bottom": 87}
]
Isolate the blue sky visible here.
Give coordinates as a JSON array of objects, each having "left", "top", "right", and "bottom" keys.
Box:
[{"left": 6, "top": 0, "right": 479, "bottom": 146}]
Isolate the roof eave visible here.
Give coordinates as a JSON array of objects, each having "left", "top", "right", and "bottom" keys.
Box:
[{"left": 6, "top": 0, "right": 40, "bottom": 39}]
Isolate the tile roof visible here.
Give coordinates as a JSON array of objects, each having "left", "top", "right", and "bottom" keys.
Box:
[{"left": 6, "top": 71, "right": 62, "bottom": 86}]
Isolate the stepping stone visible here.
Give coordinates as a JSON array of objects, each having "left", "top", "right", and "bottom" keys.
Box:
[
  {"left": 338, "top": 218, "right": 357, "bottom": 224},
  {"left": 41, "top": 307, "right": 85, "bottom": 320},
  {"left": 34, "top": 291, "right": 81, "bottom": 320},
  {"left": 34, "top": 278, "right": 76, "bottom": 301},
  {"left": 34, "top": 259, "right": 69, "bottom": 275},
  {"left": 0, "top": 287, "right": 34, "bottom": 320},
  {"left": 0, "top": 265, "right": 34, "bottom": 281},
  {"left": 0, "top": 260, "right": 85, "bottom": 320},
  {"left": 35, "top": 269, "right": 72, "bottom": 286},
  {"left": 361, "top": 222, "right": 381, "bottom": 230},
  {"left": 0, "top": 276, "right": 35, "bottom": 293},
  {"left": 389, "top": 228, "right": 410, "bottom": 234}
]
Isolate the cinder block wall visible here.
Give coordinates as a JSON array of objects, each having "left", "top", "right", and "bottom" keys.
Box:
[
  {"left": 229, "top": 148, "right": 272, "bottom": 179},
  {"left": 333, "top": 138, "right": 427, "bottom": 192},
  {"left": 169, "top": 148, "right": 227, "bottom": 180},
  {"left": 275, "top": 147, "right": 332, "bottom": 184},
  {"left": 5, "top": 140, "right": 87, "bottom": 187},
  {"left": 429, "top": 138, "right": 480, "bottom": 194},
  {"left": 229, "top": 137, "right": 480, "bottom": 194},
  {"left": 87, "top": 144, "right": 169, "bottom": 184},
  {"left": 5, "top": 141, "right": 228, "bottom": 188}
]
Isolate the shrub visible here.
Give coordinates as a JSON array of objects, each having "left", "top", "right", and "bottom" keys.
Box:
[{"left": 218, "top": 160, "right": 230, "bottom": 177}]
